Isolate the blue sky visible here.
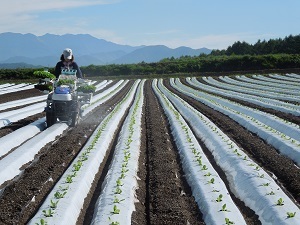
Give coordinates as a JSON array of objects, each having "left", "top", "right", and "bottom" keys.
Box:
[{"left": 1, "top": 0, "right": 299, "bottom": 50}]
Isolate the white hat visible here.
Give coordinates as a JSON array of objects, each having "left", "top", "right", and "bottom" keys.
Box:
[{"left": 63, "top": 48, "right": 73, "bottom": 59}]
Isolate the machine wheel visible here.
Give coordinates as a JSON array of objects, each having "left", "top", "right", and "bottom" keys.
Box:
[
  {"left": 46, "top": 112, "right": 56, "bottom": 127},
  {"left": 70, "top": 112, "right": 79, "bottom": 127}
]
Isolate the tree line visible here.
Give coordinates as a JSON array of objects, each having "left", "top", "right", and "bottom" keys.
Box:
[
  {"left": 81, "top": 34, "right": 300, "bottom": 77},
  {"left": 211, "top": 34, "right": 300, "bottom": 56}
]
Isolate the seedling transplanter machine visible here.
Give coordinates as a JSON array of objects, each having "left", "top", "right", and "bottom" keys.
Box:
[{"left": 36, "top": 69, "right": 93, "bottom": 127}]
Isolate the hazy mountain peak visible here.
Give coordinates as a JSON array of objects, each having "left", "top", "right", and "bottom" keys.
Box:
[{"left": 0, "top": 32, "right": 211, "bottom": 68}]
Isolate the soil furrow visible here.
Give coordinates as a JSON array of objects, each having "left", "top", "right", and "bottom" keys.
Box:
[{"left": 134, "top": 80, "right": 204, "bottom": 225}]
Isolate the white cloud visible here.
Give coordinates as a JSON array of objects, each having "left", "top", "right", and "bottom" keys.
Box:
[
  {"left": 0, "top": 0, "right": 117, "bottom": 15},
  {"left": 0, "top": 0, "right": 122, "bottom": 42},
  {"left": 0, "top": 0, "right": 119, "bottom": 32}
]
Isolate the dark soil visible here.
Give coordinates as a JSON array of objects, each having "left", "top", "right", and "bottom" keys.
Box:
[
  {"left": 0, "top": 89, "right": 44, "bottom": 104},
  {"left": 131, "top": 80, "right": 204, "bottom": 225}
]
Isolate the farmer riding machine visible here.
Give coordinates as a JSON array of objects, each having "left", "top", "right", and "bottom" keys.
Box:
[{"left": 35, "top": 69, "right": 94, "bottom": 127}]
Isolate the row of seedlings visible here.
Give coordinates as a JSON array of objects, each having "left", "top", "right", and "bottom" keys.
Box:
[
  {"left": 172, "top": 78, "right": 300, "bottom": 166},
  {"left": 153, "top": 79, "right": 247, "bottom": 225},
  {"left": 28, "top": 80, "right": 141, "bottom": 225},
  {"left": 91, "top": 80, "right": 145, "bottom": 225},
  {"left": 158, "top": 79, "right": 300, "bottom": 225}
]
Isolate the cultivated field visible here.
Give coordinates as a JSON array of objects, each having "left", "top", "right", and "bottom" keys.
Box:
[{"left": 0, "top": 74, "right": 299, "bottom": 225}]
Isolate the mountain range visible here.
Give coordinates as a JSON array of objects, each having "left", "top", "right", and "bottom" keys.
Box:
[{"left": 0, "top": 32, "right": 211, "bottom": 68}]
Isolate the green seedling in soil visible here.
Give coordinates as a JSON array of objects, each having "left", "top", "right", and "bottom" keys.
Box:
[
  {"left": 258, "top": 174, "right": 264, "bottom": 178},
  {"left": 286, "top": 212, "right": 296, "bottom": 218},
  {"left": 212, "top": 189, "right": 220, "bottom": 192},
  {"left": 35, "top": 218, "right": 47, "bottom": 225},
  {"left": 115, "top": 187, "right": 122, "bottom": 194},
  {"left": 216, "top": 194, "right": 223, "bottom": 202},
  {"left": 42, "top": 209, "right": 54, "bottom": 217},
  {"left": 121, "top": 168, "right": 129, "bottom": 173},
  {"left": 108, "top": 217, "right": 120, "bottom": 225},
  {"left": 73, "top": 161, "right": 82, "bottom": 171},
  {"left": 208, "top": 178, "right": 215, "bottom": 184},
  {"left": 221, "top": 204, "right": 230, "bottom": 212},
  {"left": 113, "top": 196, "right": 125, "bottom": 203},
  {"left": 262, "top": 183, "right": 270, "bottom": 187},
  {"left": 66, "top": 175, "right": 73, "bottom": 183},
  {"left": 194, "top": 151, "right": 201, "bottom": 157},
  {"left": 116, "top": 179, "right": 123, "bottom": 186},
  {"left": 201, "top": 165, "right": 208, "bottom": 170},
  {"left": 50, "top": 200, "right": 59, "bottom": 209},
  {"left": 70, "top": 172, "right": 77, "bottom": 177},
  {"left": 197, "top": 158, "right": 202, "bottom": 166},
  {"left": 124, "top": 153, "right": 131, "bottom": 161},
  {"left": 119, "top": 173, "right": 126, "bottom": 179},
  {"left": 80, "top": 155, "right": 88, "bottom": 161},
  {"left": 276, "top": 198, "right": 284, "bottom": 206},
  {"left": 54, "top": 191, "right": 67, "bottom": 199},
  {"left": 59, "top": 185, "right": 69, "bottom": 191},
  {"left": 267, "top": 191, "right": 275, "bottom": 195},
  {"left": 225, "top": 217, "right": 234, "bottom": 224},
  {"left": 111, "top": 222, "right": 120, "bottom": 225},
  {"left": 112, "top": 205, "right": 120, "bottom": 214},
  {"left": 204, "top": 172, "right": 211, "bottom": 176}
]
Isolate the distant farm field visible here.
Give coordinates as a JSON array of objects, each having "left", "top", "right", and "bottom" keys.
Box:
[{"left": 0, "top": 74, "right": 299, "bottom": 225}]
